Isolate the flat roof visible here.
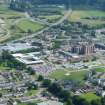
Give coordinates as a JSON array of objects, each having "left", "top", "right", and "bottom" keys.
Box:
[
  {"left": 12, "top": 53, "right": 44, "bottom": 65},
  {"left": 0, "top": 43, "right": 38, "bottom": 52}
]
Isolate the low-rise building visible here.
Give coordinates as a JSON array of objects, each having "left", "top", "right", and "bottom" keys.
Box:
[{"left": 12, "top": 53, "right": 44, "bottom": 65}]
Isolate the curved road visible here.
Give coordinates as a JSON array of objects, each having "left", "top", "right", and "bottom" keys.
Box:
[
  {"left": 1, "top": 9, "right": 72, "bottom": 44},
  {"left": 25, "top": 9, "right": 72, "bottom": 27},
  {"left": 14, "top": 9, "right": 72, "bottom": 41}
]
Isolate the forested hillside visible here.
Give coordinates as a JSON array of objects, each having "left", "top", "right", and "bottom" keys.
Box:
[{"left": 10, "top": 0, "right": 105, "bottom": 11}]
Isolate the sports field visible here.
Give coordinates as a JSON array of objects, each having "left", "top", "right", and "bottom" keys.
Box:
[{"left": 49, "top": 69, "right": 88, "bottom": 82}]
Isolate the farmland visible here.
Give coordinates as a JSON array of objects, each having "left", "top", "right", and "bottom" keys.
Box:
[
  {"left": 69, "top": 10, "right": 105, "bottom": 27},
  {"left": 17, "top": 19, "right": 44, "bottom": 33},
  {"left": 0, "top": 4, "right": 45, "bottom": 43}
]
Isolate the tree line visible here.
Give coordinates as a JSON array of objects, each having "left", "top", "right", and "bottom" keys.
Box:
[{"left": 10, "top": 0, "right": 105, "bottom": 11}]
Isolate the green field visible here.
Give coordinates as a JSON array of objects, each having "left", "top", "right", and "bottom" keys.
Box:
[
  {"left": 49, "top": 70, "right": 88, "bottom": 82},
  {"left": 0, "top": 64, "right": 16, "bottom": 71},
  {"left": 93, "top": 67, "right": 105, "bottom": 72},
  {"left": 0, "top": 4, "right": 25, "bottom": 42},
  {"left": 80, "top": 92, "right": 100, "bottom": 102},
  {"left": 25, "top": 89, "right": 39, "bottom": 96},
  {"left": 17, "top": 19, "right": 44, "bottom": 32},
  {"left": 38, "top": 15, "right": 61, "bottom": 23},
  {"left": 0, "top": 4, "right": 46, "bottom": 43},
  {"left": 69, "top": 10, "right": 105, "bottom": 27},
  {"left": 0, "top": 64, "right": 12, "bottom": 71},
  {"left": 0, "top": 5, "right": 25, "bottom": 18}
]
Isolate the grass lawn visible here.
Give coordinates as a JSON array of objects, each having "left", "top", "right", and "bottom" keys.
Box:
[
  {"left": 38, "top": 15, "right": 61, "bottom": 23},
  {"left": 0, "top": 64, "right": 17, "bottom": 71},
  {"left": 25, "top": 89, "right": 39, "bottom": 96},
  {"left": 91, "top": 65, "right": 105, "bottom": 72},
  {"left": 69, "top": 10, "right": 105, "bottom": 27},
  {"left": 93, "top": 67, "right": 105, "bottom": 72},
  {"left": 0, "top": 4, "right": 24, "bottom": 18},
  {"left": 0, "top": 65, "right": 12, "bottom": 71},
  {"left": 17, "top": 19, "right": 45, "bottom": 32},
  {"left": 80, "top": 92, "right": 101, "bottom": 102},
  {"left": 49, "top": 70, "right": 88, "bottom": 82}
]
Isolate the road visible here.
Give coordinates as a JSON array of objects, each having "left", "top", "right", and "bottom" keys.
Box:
[
  {"left": 25, "top": 9, "right": 72, "bottom": 27},
  {"left": 0, "top": 9, "right": 72, "bottom": 45},
  {"left": 51, "top": 9, "right": 72, "bottom": 26},
  {"left": 8, "top": 9, "right": 72, "bottom": 43},
  {"left": 0, "top": 19, "right": 11, "bottom": 43},
  {"left": 25, "top": 12, "right": 50, "bottom": 26}
]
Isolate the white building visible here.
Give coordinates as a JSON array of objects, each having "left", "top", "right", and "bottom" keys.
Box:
[{"left": 12, "top": 52, "right": 44, "bottom": 65}]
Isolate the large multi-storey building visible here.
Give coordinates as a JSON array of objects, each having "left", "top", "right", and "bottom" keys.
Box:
[{"left": 71, "top": 42, "right": 95, "bottom": 55}]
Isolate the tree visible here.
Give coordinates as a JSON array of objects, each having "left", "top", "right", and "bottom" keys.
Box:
[
  {"left": 1, "top": 50, "right": 26, "bottom": 70},
  {"left": 101, "top": 97, "right": 105, "bottom": 105},
  {"left": 48, "top": 83, "right": 63, "bottom": 98},
  {"left": 103, "top": 86, "right": 105, "bottom": 90},
  {"left": 42, "top": 79, "right": 51, "bottom": 87},
  {"left": 91, "top": 99, "right": 101, "bottom": 105},
  {"left": 59, "top": 90, "right": 71, "bottom": 101},
  {"left": 1, "top": 50, "right": 12, "bottom": 61},
  {"left": 0, "top": 93, "right": 2, "bottom": 98},
  {"left": 73, "top": 96, "right": 90, "bottom": 105},
  {"left": 25, "top": 82, "right": 38, "bottom": 90},
  {"left": 10, "top": 0, "right": 105, "bottom": 11},
  {"left": 91, "top": 70, "right": 96, "bottom": 76},
  {"left": 66, "top": 98, "right": 74, "bottom": 105},
  {"left": 37, "top": 75, "right": 44, "bottom": 81},
  {"left": 28, "top": 29, "right": 33, "bottom": 34},
  {"left": 27, "top": 67, "right": 35, "bottom": 75}
]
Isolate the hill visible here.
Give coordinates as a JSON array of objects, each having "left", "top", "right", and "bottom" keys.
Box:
[{"left": 10, "top": 0, "right": 105, "bottom": 11}]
